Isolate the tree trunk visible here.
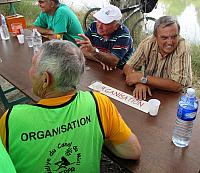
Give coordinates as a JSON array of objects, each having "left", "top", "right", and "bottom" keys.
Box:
[{"left": 110, "top": 0, "right": 139, "bottom": 9}]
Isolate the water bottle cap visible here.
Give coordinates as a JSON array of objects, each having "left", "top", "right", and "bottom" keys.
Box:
[
  {"left": 1, "top": 15, "right": 6, "bottom": 25},
  {"left": 186, "top": 88, "right": 195, "bottom": 96}
]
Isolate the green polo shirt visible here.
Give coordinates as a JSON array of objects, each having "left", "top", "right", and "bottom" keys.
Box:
[{"left": 34, "top": 3, "right": 83, "bottom": 45}]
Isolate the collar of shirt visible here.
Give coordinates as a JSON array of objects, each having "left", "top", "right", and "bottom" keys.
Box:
[{"left": 37, "top": 94, "right": 75, "bottom": 106}]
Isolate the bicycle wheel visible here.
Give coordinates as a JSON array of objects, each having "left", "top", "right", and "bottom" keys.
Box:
[
  {"left": 131, "top": 16, "right": 156, "bottom": 48},
  {"left": 83, "top": 8, "right": 100, "bottom": 32}
]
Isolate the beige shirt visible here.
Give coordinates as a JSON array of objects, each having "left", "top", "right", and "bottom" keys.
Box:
[{"left": 127, "top": 36, "right": 192, "bottom": 87}]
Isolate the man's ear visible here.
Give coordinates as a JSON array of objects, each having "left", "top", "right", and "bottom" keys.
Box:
[
  {"left": 50, "top": 0, "right": 55, "bottom": 7},
  {"left": 42, "top": 71, "right": 51, "bottom": 89}
]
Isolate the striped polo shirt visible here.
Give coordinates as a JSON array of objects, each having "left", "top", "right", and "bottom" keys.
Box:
[
  {"left": 85, "top": 22, "right": 134, "bottom": 69},
  {"left": 127, "top": 36, "right": 192, "bottom": 87}
]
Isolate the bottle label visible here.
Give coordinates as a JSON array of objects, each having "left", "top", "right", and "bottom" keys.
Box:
[{"left": 177, "top": 105, "right": 197, "bottom": 121}]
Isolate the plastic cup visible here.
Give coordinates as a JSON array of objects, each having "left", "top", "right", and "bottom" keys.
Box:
[
  {"left": 25, "top": 36, "right": 33, "bottom": 47},
  {"left": 91, "top": 80, "right": 102, "bottom": 92},
  {"left": 11, "top": 23, "right": 24, "bottom": 36},
  {"left": 148, "top": 99, "right": 160, "bottom": 116},
  {"left": 17, "top": 34, "right": 24, "bottom": 44}
]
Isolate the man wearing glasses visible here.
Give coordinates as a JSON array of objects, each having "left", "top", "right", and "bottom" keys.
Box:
[
  {"left": 34, "top": 0, "right": 83, "bottom": 45},
  {"left": 123, "top": 16, "right": 192, "bottom": 100}
]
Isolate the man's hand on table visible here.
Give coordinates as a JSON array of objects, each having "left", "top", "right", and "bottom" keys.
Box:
[
  {"left": 133, "top": 83, "right": 152, "bottom": 100},
  {"left": 33, "top": 26, "right": 54, "bottom": 35},
  {"left": 100, "top": 62, "right": 116, "bottom": 71}
]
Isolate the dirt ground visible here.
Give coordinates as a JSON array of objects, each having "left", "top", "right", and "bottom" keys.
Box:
[{"left": 0, "top": 76, "right": 28, "bottom": 115}]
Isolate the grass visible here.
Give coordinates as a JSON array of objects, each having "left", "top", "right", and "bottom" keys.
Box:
[
  {"left": 0, "top": 0, "right": 40, "bottom": 27},
  {"left": 1, "top": 0, "right": 200, "bottom": 96},
  {"left": 191, "top": 45, "right": 200, "bottom": 96}
]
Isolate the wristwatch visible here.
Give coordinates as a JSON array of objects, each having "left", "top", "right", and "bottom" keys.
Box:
[
  {"left": 140, "top": 73, "right": 148, "bottom": 84},
  {"left": 92, "top": 48, "right": 100, "bottom": 57},
  {"left": 95, "top": 48, "right": 100, "bottom": 53}
]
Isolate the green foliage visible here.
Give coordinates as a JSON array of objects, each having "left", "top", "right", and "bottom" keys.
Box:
[
  {"left": 0, "top": 0, "right": 40, "bottom": 27},
  {"left": 15, "top": 0, "right": 40, "bottom": 27},
  {"left": 0, "top": 4, "right": 9, "bottom": 16},
  {"left": 191, "top": 45, "right": 200, "bottom": 76},
  {"left": 191, "top": 45, "right": 200, "bottom": 97}
]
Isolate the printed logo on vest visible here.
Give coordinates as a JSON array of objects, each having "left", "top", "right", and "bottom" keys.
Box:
[{"left": 44, "top": 142, "right": 81, "bottom": 172}]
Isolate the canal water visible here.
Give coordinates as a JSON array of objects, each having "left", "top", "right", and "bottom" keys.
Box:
[{"left": 148, "top": 1, "right": 200, "bottom": 45}]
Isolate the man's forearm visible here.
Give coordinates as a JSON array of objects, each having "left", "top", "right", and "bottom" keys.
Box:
[
  {"left": 105, "top": 134, "right": 141, "bottom": 160},
  {"left": 123, "top": 64, "right": 133, "bottom": 76},
  {"left": 147, "top": 76, "right": 183, "bottom": 92},
  {"left": 92, "top": 51, "right": 119, "bottom": 68},
  {"left": 84, "top": 54, "right": 100, "bottom": 62},
  {"left": 33, "top": 26, "right": 54, "bottom": 35}
]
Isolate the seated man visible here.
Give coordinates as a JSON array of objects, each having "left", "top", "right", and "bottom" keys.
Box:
[
  {"left": 123, "top": 16, "right": 192, "bottom": 100},
  {"left": 0, "top": 138, "right": 16, "bottom": 173},
  {"left": 0, "top": 40, "right": 141, "bottom": 173},
  {"left": 34, "top": 0, "right": 83, "bottom": 44},
  {"left": 76, "top": 5, "right": 134, "bottom": 70}
]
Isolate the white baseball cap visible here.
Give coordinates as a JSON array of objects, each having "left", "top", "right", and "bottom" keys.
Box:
[{"left": 93, "top": 5, "right": 122, "bottom": 24}]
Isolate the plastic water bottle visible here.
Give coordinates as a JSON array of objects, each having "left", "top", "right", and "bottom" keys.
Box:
[
  {"left": 32, "top": 28, "right": 42, "bottom": 53},
  {"left": 0, "top": 14, "right": 10, "bottom": 40},
  {"left": 172, "top": 88, "right": 199, "bottom": 147}
]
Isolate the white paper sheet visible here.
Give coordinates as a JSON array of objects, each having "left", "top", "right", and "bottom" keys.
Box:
[{"left": 89, "top": 81, "right": 149, "bottom": 113}]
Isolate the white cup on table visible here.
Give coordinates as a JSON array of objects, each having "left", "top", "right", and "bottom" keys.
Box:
[
  {"left": 148, "top": 99, "right": 161, "bottom": 116},
  {"left": 25, "top": 36, "right": 33, "bottom": 47},
  {"left": 91, "top": 80, "right": 103, "bottom": 92},
  {"left": 17, "top": 34, "right": 24, "bottom": 44}
]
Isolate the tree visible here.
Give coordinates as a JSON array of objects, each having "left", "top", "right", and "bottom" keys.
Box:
[
  {"left": 110, "top": 0, "right": 141, "bottom": 38},
  {"left": 110, "top": 0, "right": 139, "bottom": 8}
]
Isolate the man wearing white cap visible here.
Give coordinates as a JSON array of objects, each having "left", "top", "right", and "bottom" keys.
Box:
[{"left": 76, "top": 5, "right": 134, "bottom": 70}]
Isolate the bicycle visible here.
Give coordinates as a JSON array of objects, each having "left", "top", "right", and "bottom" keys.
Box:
[{"left": 83, "top": 0, "right": 158, "bottom": 47}]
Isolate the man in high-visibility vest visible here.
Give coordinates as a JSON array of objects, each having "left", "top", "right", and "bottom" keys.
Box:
[
  {"left": 0, "top": 138, "right": 16, "bottom": 173},
  {"left": 0, "top": 40, "right": 141, "bottom": 173}
]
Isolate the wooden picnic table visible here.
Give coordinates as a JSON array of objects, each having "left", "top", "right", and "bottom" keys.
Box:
[{"left": 0, "top": 30, "right": 200, "bottom": 173}]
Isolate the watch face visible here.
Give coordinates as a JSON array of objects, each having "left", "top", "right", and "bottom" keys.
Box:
[
  {"left": 141, "top": 77, "right": 148, "bottom": 84},
  {"left": 95, "top": 48, "right": 99, "bottom": 53}
]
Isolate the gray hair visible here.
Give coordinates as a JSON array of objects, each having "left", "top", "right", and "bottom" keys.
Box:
[
  {"left": 47, "top": 0, "right": 59, "bottom": 5},
  {"left": 36, "top": 40, "right": 85, "bottom": 93},
  {"left": 153, "top": 16, "right": 180, "bottom": 36},
  {"left": 52, "top": 0, "right": 59, "bottom": 5}
]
